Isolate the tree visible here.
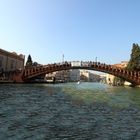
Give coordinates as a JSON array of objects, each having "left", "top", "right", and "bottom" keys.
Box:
[
  {"left": 127, "top": 43, "right": 140, "bottom": 71},
  {"left": 114, "top": 76, "right": 125, "bottom": 86},
  {"left": 26, "top": 54, "right": 33, "bottom": 67}
]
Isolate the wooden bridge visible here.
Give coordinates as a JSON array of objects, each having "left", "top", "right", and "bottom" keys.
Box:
[{"left": 12, "top": 61, "right": 140, "bottom": 85}]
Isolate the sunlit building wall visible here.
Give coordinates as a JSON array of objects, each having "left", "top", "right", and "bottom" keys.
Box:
[
  {"left": 0, "top": 48, "right": 25, "bottom": 72},
  {"left": 105, "top": 61, "right": 129, "bottom": 85}
]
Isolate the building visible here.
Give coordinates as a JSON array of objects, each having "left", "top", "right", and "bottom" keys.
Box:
[
  {"left": 45, "top": 69, "right": 101, "bottom": 83},
  {"left": 46, "top": 69, "right": 80, "bottom": 82},
  {"left": 105, "top": 61, "right": 130, "bottom": 85},
  {"left": 0, "top": 48, "right": 25, "bottom": 72},
  {"left": 55, "top": 70, "right": 70, "bottom": 82},
  {"left": 45, "top": 70, "right": 71, "bottom": 82},
  {"left": 70, "top": 69, "right": 80, "bottom": 82},
  {"left": 106, "top": 74, "right": 115, "bottom": 85},
  {"left": 80, "top": 70, "right": 89, "bottom": 81},
  {"left": 113, "top": 61, "right": 128, "bottom": 68},
  {"left": 89, "top": 72, "right": 101, "bottom": 82},
  {"left": 80, "top": 70, "right": 100, "bottom": 82}
]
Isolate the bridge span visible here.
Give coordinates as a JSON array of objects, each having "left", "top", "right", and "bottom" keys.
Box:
[{"left": 12, "top": 61, "right": 140, "bottom": 85}]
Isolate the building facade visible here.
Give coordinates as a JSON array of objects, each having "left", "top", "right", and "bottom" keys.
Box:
[
  {"left": 112, "top": 61, "right": 128, "bottom": 68},
  {"left": 0, "top": 48, "right": 25, "bottom": 72},
  {"left": 45, "top": 70, "right": 71, "bottom": 82},
  {"left": 80, "top": 70, "right": 100, "bottom": 82},
  {"left": 70, "top": 69, "right": 80, "bottom": 82},
  {"left": 80, "top": 70, "right": 89, "bottom": 81},
  {"left": 45, "top": 69, "right": 101, "bottom": 83},
  {"left": 105, "top": 61, "right": 129, "bottom": 85}
]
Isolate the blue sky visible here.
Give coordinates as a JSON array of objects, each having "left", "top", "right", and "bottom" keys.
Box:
[{"left": 0, "top": 0, "right": 140, "bottom": 64}]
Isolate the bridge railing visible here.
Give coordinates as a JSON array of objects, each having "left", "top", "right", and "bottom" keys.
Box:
[
  {"left": 70, "top": 61, "right": 111, "bottom": 68},
  {"left": 22, "top": 61, "right": 140, "bottom": 85}
]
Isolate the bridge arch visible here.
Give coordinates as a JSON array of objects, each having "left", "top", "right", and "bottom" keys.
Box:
[{"left": 17, "top": 62, "right": 140, "bottom": 85}]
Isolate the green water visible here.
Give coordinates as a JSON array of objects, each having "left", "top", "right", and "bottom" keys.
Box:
[
  {"left": 62, "top": 82, "right": 140, "bottom": 108},
  {"left": 0, "top": 82, "right": 140, "bottom": 139}
]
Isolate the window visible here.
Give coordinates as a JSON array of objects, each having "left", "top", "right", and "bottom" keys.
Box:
[
  {"left": 0, "top": 56, "right": 3, "bottom": 68},
  {"left": 11, "top": 60, "right": 15, "bottom": 69}
]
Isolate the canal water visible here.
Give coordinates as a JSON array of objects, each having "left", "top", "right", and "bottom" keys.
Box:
[{"left": 0, "top": 82, "right": 140, "bottom": 140}]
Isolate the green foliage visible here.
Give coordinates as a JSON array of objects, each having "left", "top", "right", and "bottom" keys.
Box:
[
  {"left": 114, "top": 76, "right": 125, "bottom": 86},
  {"left": 26, "top": 54, "right": 33, "bottom": 67},
  {"left": 127, "top": 43, "right": 140, "bottom": 71}
]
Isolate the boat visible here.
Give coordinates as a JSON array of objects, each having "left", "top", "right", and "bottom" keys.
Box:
[{"left": 77, "top": 81, "right": 80, "bottom": 84}]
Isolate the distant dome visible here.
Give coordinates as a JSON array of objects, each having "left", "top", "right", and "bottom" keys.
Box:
[{"left": 19, "top": 54, "right": 25, "bottom": 59}]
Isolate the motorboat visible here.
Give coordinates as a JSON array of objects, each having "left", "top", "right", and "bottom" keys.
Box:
[{"left": 77, "top": 81, "right": 80, "bottom": 84}]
